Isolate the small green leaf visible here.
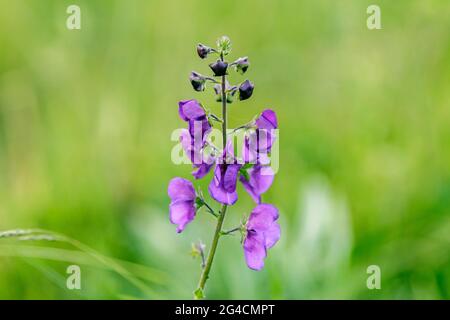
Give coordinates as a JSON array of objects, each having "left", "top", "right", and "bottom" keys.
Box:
[
  {"left": 194, "top": 288, "right": 205, "bottom": 300},
  {"left": 240, "top": 168, "right": 250, "bottom": 181},
  {"left": 208, "top": 113, "right": 222, "bottom": 122},
  {"left": 239, "top": 163, "right": 254, "bottom": 182},
  {"left": 216, "top": 36, "right": 232, "bottom": 56},
  {"left": 195, "top": 197, "right": 204, "bottom": 209},
  {"left": 190, "top": 243, "right": 200, "bottom": 258}
]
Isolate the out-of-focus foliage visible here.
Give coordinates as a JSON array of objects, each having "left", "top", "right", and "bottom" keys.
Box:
[{"left": 0, "top": 0, "right": 449, "bottom": 299}]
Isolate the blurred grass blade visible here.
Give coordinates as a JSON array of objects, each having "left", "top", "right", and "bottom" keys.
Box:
[{"left": 0, "top": 229, "right": 168, "bottom": 297}]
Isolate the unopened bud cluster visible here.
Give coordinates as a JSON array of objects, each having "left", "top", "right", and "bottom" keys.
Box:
[{"left": 190, "top": 36, "right": 254, "bottom": 102}]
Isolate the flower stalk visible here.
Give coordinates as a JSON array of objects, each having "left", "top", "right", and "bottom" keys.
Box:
[
  {"left": 168, "top": 36, "right": 280, "bottom": 300},
  {"left": 220, "top": 227, "right": 241, "bottom": 236},
  {"left": 195, "top": 53, "right": 228, "bottom": 299}
]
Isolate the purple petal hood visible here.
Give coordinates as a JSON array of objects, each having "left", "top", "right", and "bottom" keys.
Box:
[
  {"left": 168, "top": 177, "right": 197, "bottom": 233},
  {"left": 243, "top": 204, "right": 280, "bottom": 270}
]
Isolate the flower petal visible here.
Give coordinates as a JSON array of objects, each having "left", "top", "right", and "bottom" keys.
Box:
[
  {"left": 240, "top": 165, "right": 274, "bottom": 203},
  {"left": 264, "top": 221, "right": 281, "bottom": 248},
  {"left": 247, "top": 204, "right": 279, "bottom": 232},
  {"left": 208, "top": 176, "right": 238, "bottom": 205},
  {"left": 223, "top": 140, "right": 235, "bottom": 158},
  {"left": 243, "top": 231, "right": 267, "bottom": 271},
  {"left": 188, "top": 118, "right": 211, "bottom": 141},
  {"left": 213, "top": 164, "right": 223, "bottom": 187},
  {"left": 169, "top": 199, "right": 196, "bottom": 233},
  {"left": 242, "top": 134, "right": 257, "bottom": 164},
  {"left": 167, "top": 177, "right": 196, "bottom": 202},
  {"left": 180, "top": 129, "right": 198, "bottom": 163},
  {"left": 242, "top": 133, "right": 272, "bottom": 164},
  {"left": 178, "top": 99, "right": 205, "bottom": 121},
  {"left": 223, "top": 164, "right": 241, "bottom": 193},
  {"left": 193, "top": 161, "right": 215, "bottom": 179},
  {"left": 251, "top": 165, "right": 274, "bottom": 194},
  {"left": 256, "top": 109, "right": 278, "bottom": 130},
  {"left": 240, "top": 175, "right": 261, "bottom": 203},
  {"left": 179, "top": 129, "right": 193, "bottom": 151},
  {"left": 256, "top": 128, "right": 275, "bottom": 153}
]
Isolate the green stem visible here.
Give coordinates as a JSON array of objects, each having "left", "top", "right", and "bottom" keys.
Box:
[
  {"left": 221, "top": 227, "right": 241, "bottom": 236},
  {"left": 196, "top": 204, "right": 227, "bottom": 294},
  {"left": 195, "top": 53, "right": 228, "bottom": 298},
  {"left": 203, "top": 201, "right": 218, "bottom": 218}
]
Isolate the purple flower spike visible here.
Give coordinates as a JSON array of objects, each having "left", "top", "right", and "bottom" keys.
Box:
[
  {"left": 244, "top": 204, "right": 280, "bottom": 270},
  {"left": 168, "top": 177, "right": 197, "bottom": 233},
  {"left": 169, "top": 37, "right": 280, "bottom": 289},
  {"left": 239, "top": 165, "right": 274, "bottom": 204}
]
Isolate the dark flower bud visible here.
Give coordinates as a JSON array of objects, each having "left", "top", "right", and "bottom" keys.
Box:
[
  {"left": 239, "top": 80, "right": 254, "bottom": 100},
  {"left": 214, "top": 84, "right": 223, "bottom": 102},
  {"left": 190, "top": 71, "right": 206, "bottom": 91},
  {"left": 234, "top": 57, "right": 249, "bottom": 74},
  {"left": 209, "top": 60, "right": 228, "bottom": 77},
  {"left": 226, "top": 87, "right": 237, "bottom": 103},
  {"left": 197, "top": 43, "right": 212, "bottom": 59}
]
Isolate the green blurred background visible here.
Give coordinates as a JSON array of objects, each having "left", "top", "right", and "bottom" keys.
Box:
[{"left": 0, "top": 0, "right": 449, "bottom": 299}]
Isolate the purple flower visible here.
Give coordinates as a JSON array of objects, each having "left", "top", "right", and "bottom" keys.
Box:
[
  {"left": 178, "top": 99, "right": 212, "bottom": 146},
  {"left": 241, "top": 133, "right": 270, "bottom": 165},
  {"left": 243, "top": 204, "right": 280, "bottom": 270},
  {"left": 242, "top": 109, "right": 278, "bottom": 163},
  {"left": 178, "top": 100, "right": 214, "bottom": 180},
  {"left": 179, "top": 99, "right": 206, "bottom": 121},
  {"left": 168, "top": 177, "right": 197, "bottom": 233},
  {"left": 180, "top": 129, "right": 215, "bottom": 179},
  {"left": 255, "top": 109, "right": 277, "bottom": 152},
  {"left": 239, "top": 165, "right": 274, "bottom": 204},
  {"left": 256, "top": 109, "right": 278, "bottom": 132},
  {"left": 208, "top": 143, "right": 241, "bottom": 205},
  {"left": 193, "top": 158, "right": 215, "bottom": 179},
  {"left": 188, "top": 118, "right": 211, "bottom": 143}
]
